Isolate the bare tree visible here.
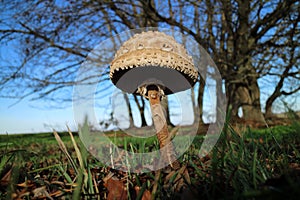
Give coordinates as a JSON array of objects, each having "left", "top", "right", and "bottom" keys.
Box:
[
  {"left": 0, "top": 0, "right": 299, "bottom": 126},
  {"left": 263, "top": 8, "right": 300, "bottom": 118}
]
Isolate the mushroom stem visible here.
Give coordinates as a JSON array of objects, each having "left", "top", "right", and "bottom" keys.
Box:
[{"left": 148, "top": 89, "right": 180, "bottom": 170}]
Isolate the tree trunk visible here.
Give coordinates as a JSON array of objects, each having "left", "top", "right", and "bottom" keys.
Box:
[
  {"left": 191, "top": 86, "right": 198, "bottom": 123},
  {"left": 226, "top": 81, "right": 240, "bottom": 120},
  {"left": 237, "top": 80, "right": 265, "bottom": 123},
  {"left": 225, "top": 0, "right": 265, "bottom": 124},
  {"left": 197, "top": 79, "right": 205, "bottom": 124},
  {"left": 265, "top": 97, "right": 275, "bottom": 119},
  {"left": 226, "top": 75, "right": 265, "bottom": 124},
  {"left": 133, "top": 95, "right": 147, "bottom": 127},
  {"left": 215, "top": 78, "right": 225, "bottom": 123},
  {"left": 123, "top": 92, "right": 134, "bottom": 128},
  {"left": 265, "top": 57, "right": 296, "bottom": 119}
]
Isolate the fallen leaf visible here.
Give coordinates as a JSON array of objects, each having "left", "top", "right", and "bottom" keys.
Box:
[
  {"left": 135, "top": 186, "right": 151, "bottom": 200},
  {"left": 50, "top": 190, "right": 65, "bottom": 197},
  {"left": 17, "top": 180, "right": 34, "bottom": 188},
  {"left": 289, "top": 163, "right": 300, "bottom": 170},
  {"left": 103, "top": 172, "right": 114, "bottom": 184},
  {"left": 0, "top": 168, "right": 12, "bottom": 187},
  {"left": 50, "top": 180, "right": 65, "bottom": 186},
  {"left": 104, "top": 176, "right": 127, "bottom": 200},
  {"left": 18, "top": 191, "right": 31, "bottom": 199},
  {"left": 33, "top": 186, "right": 53, "bottom": 200},
  {"left": 164, "top": 165, "right": 190, "bottom": 192},
  {"left": 141, "top": 189, "right": 151, "bottom": 200}
]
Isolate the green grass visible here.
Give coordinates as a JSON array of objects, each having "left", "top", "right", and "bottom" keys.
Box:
[{"left": 0, "top": 122, "right": 299, "bottom": 199}]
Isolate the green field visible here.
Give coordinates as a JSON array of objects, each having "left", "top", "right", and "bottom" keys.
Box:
[{"left": 1, "top": 122, "right": 300, "bottom": 199}]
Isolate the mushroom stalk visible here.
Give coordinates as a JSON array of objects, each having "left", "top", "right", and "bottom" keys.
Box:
[{"left": 148, "top": 89, "right": 180, "bottom": 170}]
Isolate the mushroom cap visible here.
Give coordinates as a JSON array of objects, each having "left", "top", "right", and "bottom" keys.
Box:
[{"left": 110, "top": 31, "right": 198, "bottom": 95}]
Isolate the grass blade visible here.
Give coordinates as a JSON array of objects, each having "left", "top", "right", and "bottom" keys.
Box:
[{"left": 53, "top": 130, "right": 78, "bottom": 174}]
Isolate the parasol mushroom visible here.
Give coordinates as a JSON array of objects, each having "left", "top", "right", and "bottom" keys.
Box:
[{"left": 110, "top": 31, "right": 198, "bottom": 170}]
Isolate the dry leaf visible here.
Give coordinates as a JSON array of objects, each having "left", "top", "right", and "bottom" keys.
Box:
[
  {"left": 33, "top": 186, "right": 53, "bottom": 200},
  {"left": 103, "top": 172, "right": 114, "bottom": 183},
  {"left": 0, "top": 168, "right": 12, "bottom": 187},
  {"left": 50, "top": 190, "right": 65, "bottom": 197},
  {"left": 104, "top": 176, "right": 127, "bottom": 200},
  {"left": 17, "top": 180, "right": 34, "bottom": 188},
  {"left": 142, "top": 189, "right": 151, "bottom": 200},
  {"left": 50, "top": 180, "right": 65, "bottom": 186},
  {"left": 164, "top": 165, "right": 191, "bottom": 192},
  {"left": 16, "top": 190, "right": 31, "bottom": 199},
  {"left": 135, "top": 186, "right": 151, "bottom": 200}
]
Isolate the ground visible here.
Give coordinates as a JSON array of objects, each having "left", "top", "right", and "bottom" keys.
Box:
[{"left": 0, "top": 121, "right": 300, "bottom": 199}]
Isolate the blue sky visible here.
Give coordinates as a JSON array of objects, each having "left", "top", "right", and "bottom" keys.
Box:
[{"left": 0, "top": 98, "right": 77, "bottom": 134}]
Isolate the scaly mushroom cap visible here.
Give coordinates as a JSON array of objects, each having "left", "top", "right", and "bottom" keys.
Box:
[{"left": 110, "top": 31, "right": 198, "bottom": 95}]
